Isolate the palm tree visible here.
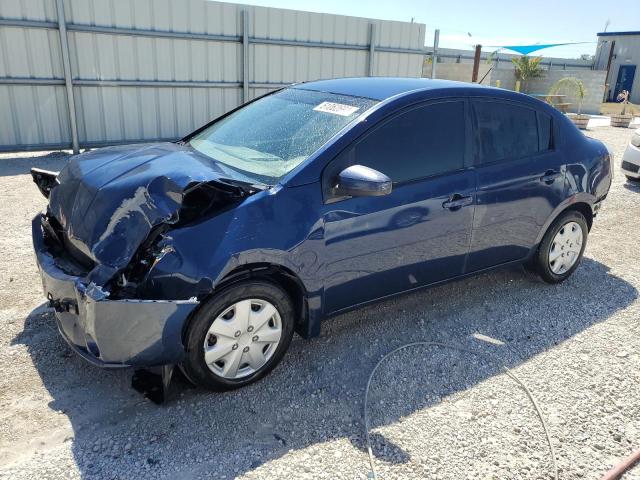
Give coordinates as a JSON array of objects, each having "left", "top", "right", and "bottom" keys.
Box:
[
  {"left": 511, "top": 56, "right": 544, "bottom": 92},
  {"left": 549, "top": 77, "right": 586, "bottom": 115}
]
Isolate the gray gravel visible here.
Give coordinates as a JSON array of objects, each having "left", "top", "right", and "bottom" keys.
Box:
[{"left": 0, "top": 126, "right": 639, "bottom": 479}]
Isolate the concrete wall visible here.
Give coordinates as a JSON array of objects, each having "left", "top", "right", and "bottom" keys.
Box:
[
  {"left": 491, "top": 69, "right": 517, "bottom": 90},
  {"left": 423, "top": 62, "right": 492, "bottom": 84},
  {"left": 425, "top": 46, "right": 594, "bottom": 70},
  {"left": 523, "top": 70, "right": 607, "bottom": 114},
  {"left": 594, "top": 34, "right": 640, "bottom": 103},
  {"left": 429, "top": 66, "right": 605, "bottom": 115}
]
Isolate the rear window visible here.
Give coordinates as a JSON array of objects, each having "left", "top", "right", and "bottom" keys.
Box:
[{"left": 474, "top": 101, "right": 542, "bottom": 164}]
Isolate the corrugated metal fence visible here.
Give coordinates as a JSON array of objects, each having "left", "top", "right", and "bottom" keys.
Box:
[{"left": 0, "top": 0, "right": 425, "bottom": 153}]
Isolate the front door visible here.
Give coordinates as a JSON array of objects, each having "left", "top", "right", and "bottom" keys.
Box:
[
  {"left": 320, "top": 99, "right": 477, "bottom": 313},
  {"left": 466, "top": 99, "right": 566, "bottom": 272},
  {"left": 614, "top": 65, "right": 636, "bottom": 99}
]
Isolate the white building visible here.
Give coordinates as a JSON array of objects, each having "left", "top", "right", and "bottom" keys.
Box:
[{"left": 595, "top": 31, "right": 640, "bottom": 103}]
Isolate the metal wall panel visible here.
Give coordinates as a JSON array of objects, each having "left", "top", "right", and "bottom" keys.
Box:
[
  {"left": 375, "top": 52, "right": 423, "bottom": 77},
  {"left": 0, "top": 0, "right": 56, "bottom": 22},
  {"left": 0, "top": 84, "right": 70, "bottom": 146},
  {"left": 250, "top": 44, "right": 369, "bottom": 83},
  {"left": 248, "top": 87, "right": 273, "bottom": 102},
  {"left": 65, "top": 0, "right": 242, "bottom": 35},
  {"left": 0, "top": 0, "right": 425, "bottom": 151},
  {"left": 67, "top": 33, "right": 242, "bottom": 82},
  {"left": 74, "top": 85, "right": 241, "bottom": 144},
  {"left": 0, "top": 26, "right": 62, "bottom": 77},
  {"left": 376, "top": 19, "right": 425, "bottom": 50},
  {"left": 249, "top": 6, "right": 370, "bottom": 45}
]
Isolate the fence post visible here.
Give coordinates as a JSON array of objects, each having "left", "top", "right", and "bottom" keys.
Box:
[
  {"left": 471, "top": 44, "right": 482, "bottom": 82},
  {"left": 242, "top": 10, "right": 250, "bottom": 103},
  {"left": 430, "top": 29, "right": 439, "bottom": 79},
  {"left": 55, "top": 0, "right": 79, "bottom": 153},
  {"left": 368, "top": 23, "right": 376, "bottom": 76}
]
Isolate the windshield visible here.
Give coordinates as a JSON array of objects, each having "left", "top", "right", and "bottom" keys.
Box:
[{"left": 188, "top": 88, "right": 378, "bottom": 184}]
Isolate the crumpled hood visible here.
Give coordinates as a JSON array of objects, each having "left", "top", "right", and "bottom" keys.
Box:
[{"left": 48, "top": 142, "right": 254, "bottom": 285}]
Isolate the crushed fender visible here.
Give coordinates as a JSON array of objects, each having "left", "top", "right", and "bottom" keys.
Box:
[{"left": 42, "top": 143, "right": 264, "bottom": 289}]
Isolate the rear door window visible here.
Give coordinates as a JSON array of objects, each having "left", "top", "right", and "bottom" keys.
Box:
[{"left": 473, "top": 101, "right": 540, "bottom": 164}]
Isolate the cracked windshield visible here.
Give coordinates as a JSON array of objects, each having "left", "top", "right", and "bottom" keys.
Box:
[{"left": 189, "top": 88, "right": 378, "bottom": 183}]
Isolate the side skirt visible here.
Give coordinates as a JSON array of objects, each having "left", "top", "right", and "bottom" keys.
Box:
[{"left": 322, "top": 256, "right": 534, "bottom": 320}]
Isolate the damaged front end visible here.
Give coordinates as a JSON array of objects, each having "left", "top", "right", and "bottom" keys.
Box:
[
  {"left": 31, "top": 143, "right": 263, "bottom": 367},
  {"left": 33, "top": 213, "right": 199, "bottom": 367}
]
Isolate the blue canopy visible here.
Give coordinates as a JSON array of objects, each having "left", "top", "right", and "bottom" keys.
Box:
[{"left": 496, "top": 43, "right": 574, "bottom": 55}]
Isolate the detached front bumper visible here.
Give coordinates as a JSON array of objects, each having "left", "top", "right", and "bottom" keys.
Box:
[{"left": 32, "top": 214, "right": 199, "bottom": 368}]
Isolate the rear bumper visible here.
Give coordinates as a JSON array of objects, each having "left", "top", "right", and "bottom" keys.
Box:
[{"left": 32, "top": 214, "right": 199, "bottom": 368}]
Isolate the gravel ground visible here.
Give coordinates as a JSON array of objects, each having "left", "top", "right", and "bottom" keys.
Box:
[{"left": 0, "top": 126, "right": 639, "bottom": 479}]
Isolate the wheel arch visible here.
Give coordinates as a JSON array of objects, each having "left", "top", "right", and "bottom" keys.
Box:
[
  {"left": 562, "top": 202, "right": 593, "bottom": 231},
  {"left": 182, "top": 263, "right": 315, "bottom": 343},
  {"left": 535, "top": 197, "right": 594, "bottom": 243}
]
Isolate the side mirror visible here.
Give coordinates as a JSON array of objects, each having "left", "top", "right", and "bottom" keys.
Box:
[{"left": 333, "top": 165, "right": 392, "bottom": 198}]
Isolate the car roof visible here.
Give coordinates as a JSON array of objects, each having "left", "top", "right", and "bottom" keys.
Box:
[{"left": 292, "top": 77, "right": 487, "bottom": 101}]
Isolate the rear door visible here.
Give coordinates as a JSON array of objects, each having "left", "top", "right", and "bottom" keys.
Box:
[
  {"left": 320, "top": 99, "right": 477, "bottom": 313},
  {"left": 466, "top": 99, "right": 566, "bottom": 272}
]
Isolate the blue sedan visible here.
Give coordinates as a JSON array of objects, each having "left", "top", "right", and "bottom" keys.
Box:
[{"left": 31, "top": 77, "right": 612, "bottom": 391}]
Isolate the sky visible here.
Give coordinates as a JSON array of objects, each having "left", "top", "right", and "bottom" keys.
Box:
[{"left": 237, "top": 0, "right": 639, "bottom": 59}]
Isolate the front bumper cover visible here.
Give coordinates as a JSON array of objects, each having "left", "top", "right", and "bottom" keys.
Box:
[
  {"left": 622, "top": 142, "right": 640, "bottom": 178},
  {"left": 32, "top": 214, "right": 199, "bottom": 368}
]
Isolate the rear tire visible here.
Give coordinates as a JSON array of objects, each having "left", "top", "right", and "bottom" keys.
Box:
[
  {"left": 526, "top": 210, "right": 588, "bottom": 284},
  {"left": 182, "top": 280, "right": 295, "bottom": 391}
]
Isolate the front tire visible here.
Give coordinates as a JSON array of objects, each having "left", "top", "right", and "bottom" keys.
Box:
[
  {"left": 182, "top": 280, "right": 295, "bottom": 391},
  {"left": 527, "top": 210, "right": 588, "bottom": 284}
]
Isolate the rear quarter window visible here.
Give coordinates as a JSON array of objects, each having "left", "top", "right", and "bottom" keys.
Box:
[{"left": 537, "top": 111, "right": 554, "bottom": 151}]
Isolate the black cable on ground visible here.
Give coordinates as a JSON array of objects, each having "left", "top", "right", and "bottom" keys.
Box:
[{"left": 363, "top": 341, "right": 558, "bottom": 480}]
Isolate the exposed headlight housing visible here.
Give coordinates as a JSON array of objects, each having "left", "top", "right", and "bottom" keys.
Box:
[{"left": 631, "top": 131, "right": 640, "bottom": 148}]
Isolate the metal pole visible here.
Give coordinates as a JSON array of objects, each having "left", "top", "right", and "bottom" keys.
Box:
[
  {"left": 242, "top": 10, "right": 249, "bottom": 103},
  {"left": 471, "top": 44, "right": 482, "bottom": 82},
  {"left": 430, "top": 29, "right": 439, "bottom": 79},
  {"left": 604, "top": 40, "right": 616, "bottom": 101},
  {"left": 368, "top": 23, "right": 376, "bottom": 76},
  {"left": 55, "top": 0, "right": 79, "bottom": 153}
]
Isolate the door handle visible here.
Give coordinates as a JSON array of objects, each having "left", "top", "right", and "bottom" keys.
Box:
[
  {"left": 442, "top": 194, "right": 473, "bottom": 210},
  {"left": 540, "top": 170, "right": 561, "bottom": 184}
]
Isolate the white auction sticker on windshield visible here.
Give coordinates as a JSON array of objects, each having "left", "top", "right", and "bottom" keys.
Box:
[{"left": 313, "top": 102, "right": 359, "bottom": 116}]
